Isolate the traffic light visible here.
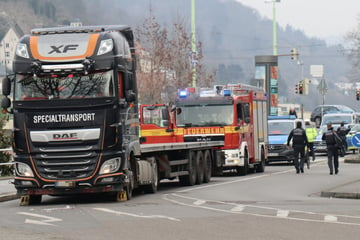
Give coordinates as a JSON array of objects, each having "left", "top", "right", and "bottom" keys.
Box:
[
  {"left": 356, "top": 89, "right": 360, "bottom": 101},
  {"left": 291, "top": 48, "right": 298, "bottom": 61},
  {"left": 295, "top": 84, "right": 299, "bottom": 94},
  {"left": 298, "top": 81, "right": 304, "bottom": 94}
]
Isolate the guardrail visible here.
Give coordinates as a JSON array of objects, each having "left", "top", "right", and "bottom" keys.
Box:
[{"left": 0, "top": 147, "right": 14, "bottom": 176}]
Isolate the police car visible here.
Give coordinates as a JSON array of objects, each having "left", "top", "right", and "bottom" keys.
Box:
[{"left": 267, "top": 116, "right": 305, "bottom": 164}]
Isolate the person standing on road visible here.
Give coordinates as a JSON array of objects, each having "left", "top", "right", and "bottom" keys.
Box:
[
  {"left": 287, "top": 121, "right": 309, "bottom": 174},
  {"left": 322, "top": 123, "right": 341, "bottom": 175},
  {"left": 337, "top": 122, "right": 350, "bottom": 157},
  {"left": 305, "top": 121, "right": 317, "bottom": 161},
  {"left": 289, "top": 107, "right": 298, "bottom": 118}
]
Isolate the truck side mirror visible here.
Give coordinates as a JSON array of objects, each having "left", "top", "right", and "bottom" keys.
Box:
[
  {"left": 125, "top": 89, "right": 136, "bottom": 102},
  {"left": 1, "top": 96, "right": 11, "bottom": 113},
  {"left": 2, "top": 77, "right": 11, "bottom": 96}
]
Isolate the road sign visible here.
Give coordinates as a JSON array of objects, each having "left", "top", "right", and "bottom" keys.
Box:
[{"left": 351, "top": 133, "right": 360, "bottom": 148}]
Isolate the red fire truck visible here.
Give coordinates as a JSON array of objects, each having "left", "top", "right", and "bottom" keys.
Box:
[{"left": 140, "top": 83, "right": 269, "bottom": 175}]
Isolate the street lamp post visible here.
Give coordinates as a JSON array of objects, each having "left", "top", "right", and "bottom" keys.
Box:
[{"left": 191, "top": 0, "right": 197, "bottom": 87}]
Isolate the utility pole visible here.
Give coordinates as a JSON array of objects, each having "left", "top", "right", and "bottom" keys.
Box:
[
  {"left": 191, "top": 0, "right": 197, "bottom": 87},
  {"left": 265, "top": 0, "right": 280, "bottom": 56}
]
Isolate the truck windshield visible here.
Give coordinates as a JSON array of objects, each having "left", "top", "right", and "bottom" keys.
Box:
[
  {"left": 14, "top": 70, "right": 114, "bottom": 101},
  {"left": 176, "top": 104, "right": 233, "bottom": 127}
]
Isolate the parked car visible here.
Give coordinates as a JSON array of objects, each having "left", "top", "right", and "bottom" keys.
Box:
[
  {"left": 310, "top": 105, "right": 355, "bottom": 127},
  {"left": 267, "top": 116, "right": 304, "bottom": 164},
  {"left": 313, "top": 125, "right": 330, "bottom": 154},
  {"left": 320, "top": 113, "right": 358, "bottom": 128},
  {"left": 346, "top": 124, "right": 360, "bottom": 154},
  {"left": 314, "top": 122, "right": 354, "bottom": 155}
]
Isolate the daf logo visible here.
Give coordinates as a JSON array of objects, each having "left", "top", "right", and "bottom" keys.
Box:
[
  {"left": 53, "top": 133, "right": 78, "bottom": 140},
  {"left": 48, "top": 44, "right": 79, "bottom": 54}
]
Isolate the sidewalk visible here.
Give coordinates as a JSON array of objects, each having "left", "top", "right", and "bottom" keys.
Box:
[
  {"left": 1, "top": 155, "right": 360, "bottom": 203},
  {"left": 320, "top": 154, "right": 360, "bottom": 199}
]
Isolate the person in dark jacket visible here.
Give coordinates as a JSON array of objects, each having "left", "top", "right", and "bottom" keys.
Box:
[
  {"left": 289, "top": 107, "right": 298, "bottom": 118},
  {"left": 337, "top": 122, "right": 350, "bottom": 157},
  {"left": 287, "top": 121, "right": 309, "bottom": 174},
  {"left": 322, "top": 123, "right": 341, "bottom": 175}
]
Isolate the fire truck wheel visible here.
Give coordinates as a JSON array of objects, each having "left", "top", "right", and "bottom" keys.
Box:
[
  {"left": 179, "top": 151, "right": 197, "bottom": 186},
  {"left": 203, "top": 150, "right": 212, "bottom": 183},
  {"left": 236, "top": 150, "right": 248, "bottom": 176},
  {"left": 256, "top": 148, "right": 266, "bottom": 173},
  {"left": 195, "top": 151, "right": 204, "bottom": 185}
]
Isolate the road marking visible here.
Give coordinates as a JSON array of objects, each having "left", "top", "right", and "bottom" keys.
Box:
[
  {"left": 277, "top": 210, "right": 289, "bottom": 218},
  {"left": 193, "top": 200, "right": 206, "bottom": 205},
  {"left": 93, "top": 208, "right": 180, "bottom": 222},
  {"left": 231, "top": 205, "right": 245, "bottom": 212},
  {"left": 324, "top": 215, "right": 338, "bottom": 222},
  {"left": 164, "top": 193, "right": 360, "bottom": 226},
  {"left": 17, "top": 212, "right": 62, "bottom": 226}
]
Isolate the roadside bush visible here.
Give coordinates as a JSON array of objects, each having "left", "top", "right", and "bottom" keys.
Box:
[{"left": 0, "top": 114, "right": 13, "bottom": 176}]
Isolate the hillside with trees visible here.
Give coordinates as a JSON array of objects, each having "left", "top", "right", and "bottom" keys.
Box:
[{"left": 0, "top": 0, "right": 357, "bottom": 110}]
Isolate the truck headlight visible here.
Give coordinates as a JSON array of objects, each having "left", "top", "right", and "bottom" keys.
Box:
[
  {"left": 97, "top": 39, "right": 113, "bottom": 55},
  {"left": 99, "top": 158, "right": 121, "bottom": 174},
  {"left": 16, "top": 43, "right": 29, "bottom": 58},
  {"left": 15, "top": 162, "right": 34, "bottom": 177}
]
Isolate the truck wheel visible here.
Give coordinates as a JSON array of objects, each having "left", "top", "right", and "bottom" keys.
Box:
[
  {"left": 195, "top": 151, "right": 204, "bottom": 185},
  {"left": 143, "top": 160, "right": 159, "bottom": 194},
  {"left": 256, "top": 148, "right": 266, "bottom": 173},
  {"left": 236, "top": 150, "right": 248, "bottom": 176},
  {"left": 179, "top": 151, "right": 196, "bottom": 186},
  {"left": 203, "top": 150, "right": 212, "bottom": 183}
]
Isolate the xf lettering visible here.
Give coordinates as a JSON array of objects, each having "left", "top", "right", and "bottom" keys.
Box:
[{"left": 48, "top": 44, "right": 79, "bottom": 54}]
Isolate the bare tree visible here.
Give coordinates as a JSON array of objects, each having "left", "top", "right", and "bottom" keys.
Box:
[{"left": 135, "top": 10, "right": 215, "bottom": 104}]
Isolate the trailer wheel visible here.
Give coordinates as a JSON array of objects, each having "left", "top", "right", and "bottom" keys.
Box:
[
  {"left": 236, "top": 149, "right": 248, "bottom": 176},
  {"left": 179, "top": 151, "right": 196, "bottom": 186},
  {"left": 203, "top": 150, "right": 212, "bottom": 183},
  {"left": 195, "top": 151, "right": 204, "bottom": 184},
  {"left": 143, "top": 160, "right": 159, "bottom": 194}
]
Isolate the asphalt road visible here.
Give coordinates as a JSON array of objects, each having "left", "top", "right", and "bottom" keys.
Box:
[{"left": 1, "top": 155, "right": 360, "bottom": 240}]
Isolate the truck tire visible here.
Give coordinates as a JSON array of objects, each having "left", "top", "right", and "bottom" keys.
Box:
[
  {"left": 195, "top": 151, "right": 204, "bottom": 185},
  {"left": 236, "top": 150, "right": 248, "bottom": 176},
  {"left": 179, "top": 151, "right": 196, "bottom": 186},
  {"left": 256, "top": 148, "right": 266, "bottom": 173},
  {"left": 203, "top": 150, "right": 212, "bottom": 183},
  {"left": 143, "top": 160, "right": 159, "bottom": 194}
]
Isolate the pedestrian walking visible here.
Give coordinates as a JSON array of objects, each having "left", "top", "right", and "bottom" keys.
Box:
[
  {"left": 305, "top": 121, "right": 317, "bottom": 161},
  {"left": 322, "top": 123, "right": 342, "bottom": 175},
  {"left": 287, "top": 121, "right": 309, "bottom": 174},
  {"left": 336, "top": 122, "right": 350, "bottom": 157}
]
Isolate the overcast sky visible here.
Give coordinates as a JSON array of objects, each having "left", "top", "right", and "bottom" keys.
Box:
[{"left": 235, "top": 0, "right": 360, "bottom": 42}]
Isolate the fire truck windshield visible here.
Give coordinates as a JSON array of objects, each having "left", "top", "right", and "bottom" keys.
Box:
[
  {"left": 176, "top": 104, "right": 233, "bottom": 127},
  {"left": 14, "top": 70, "right": 114, "bottom": 101}
]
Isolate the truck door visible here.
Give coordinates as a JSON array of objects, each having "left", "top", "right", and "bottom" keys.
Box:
[{"left": 139, "top": 104, "right": 175, "bottom": 144}]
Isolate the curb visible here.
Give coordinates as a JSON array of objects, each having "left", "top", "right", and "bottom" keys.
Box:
[
  {"left": 0, "top": 193, "right": 18, "bottom": 202},
  {"left": 320, "top": 191, "right": 360, "bottom": 199}
]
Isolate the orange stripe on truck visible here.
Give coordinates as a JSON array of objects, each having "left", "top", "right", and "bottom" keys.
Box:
[{"left": 30, "top": 33, "right": 100, "bottom": 60}]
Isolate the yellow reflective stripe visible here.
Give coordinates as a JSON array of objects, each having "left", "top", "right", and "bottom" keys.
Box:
[{"left": 140, "top": 129, "right": 172, "bottom": 137}]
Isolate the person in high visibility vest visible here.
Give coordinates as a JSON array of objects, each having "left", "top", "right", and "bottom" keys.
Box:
[{"left": 305, "top": 121, "right": 317, "bottom": 161}]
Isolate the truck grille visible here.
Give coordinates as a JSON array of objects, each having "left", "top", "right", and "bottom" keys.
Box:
[{"left": 33, "top": 145, "right": 98, "bottom": 180}]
